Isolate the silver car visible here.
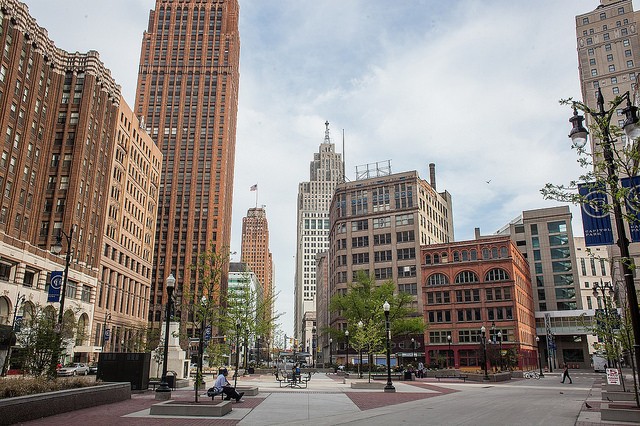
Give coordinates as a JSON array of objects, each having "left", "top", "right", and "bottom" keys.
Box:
[{"left": 57, "top": 362, "right": 90, "bottom": 376}]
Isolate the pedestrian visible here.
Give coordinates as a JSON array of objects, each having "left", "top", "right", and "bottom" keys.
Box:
[
  {"left": 211, "top": 368, "right": 244, "bottom": 402},
  {"left": 561, "top": 363, "right": 572, "bottom": 384},
  {"left": 417, "top": 361, "right": 424, "bottom": 378}
]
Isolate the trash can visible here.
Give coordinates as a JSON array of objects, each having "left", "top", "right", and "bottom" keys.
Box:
[
  {"left": 166, "top": 373, "right": 176, "bottom": 389},
  {"left": 404, "top": 371, "right": 413, "bottom": 381}
]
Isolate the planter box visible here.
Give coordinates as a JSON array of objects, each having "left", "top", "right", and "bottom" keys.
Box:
[
  {"left": 351, "top": 381, "right": 385, "bottom": 389},
  {"left": 150, "top": 400, "right": 232, "bottom": 417},
  {"left": 600, "top": 402, "right": 640, "bottom": 423},
  {"left": 0, "top": 382, "right": 131, "bottom": 425},
  {"left": 602, "top": 391, "right": 637, "bottom": 402}
]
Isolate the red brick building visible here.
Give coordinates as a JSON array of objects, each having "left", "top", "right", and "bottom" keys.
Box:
[{"left": 421, "top": 236, "right": 538, "bottom": 371}]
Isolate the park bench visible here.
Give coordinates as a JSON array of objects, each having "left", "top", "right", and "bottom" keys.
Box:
[
  {"left": 206, "top": 386, "right": 224, "bottom": 400},
  {"left": 370, "top": 373, "right": 403, "bottom": 381},
  {"left": 434, "top": 370, "right": 468, "bottom": 382}
]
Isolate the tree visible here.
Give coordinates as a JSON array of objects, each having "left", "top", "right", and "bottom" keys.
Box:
[
  {"left": 329, "top": 272, "right": 424, "bottom": 380},
  {"left": 16, "top": 305, "right": 77, "bottom": 377}
]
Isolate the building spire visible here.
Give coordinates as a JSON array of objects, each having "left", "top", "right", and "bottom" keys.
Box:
[{"left": 324, "top": 120, "right": 331, "bottom": 144}]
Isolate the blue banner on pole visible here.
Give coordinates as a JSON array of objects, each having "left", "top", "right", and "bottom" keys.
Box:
[
  {"left": 579, "top": 183, "right": 614, "bottom": 246},
  {"left": 620, "top": 176, "right": 640, "bottom": 242},
  {"left": 48, "top": 271, "right": 63, "bottom": 302},
  {"left": 104, "top": 328, "right": 110, "bottom": 342}
]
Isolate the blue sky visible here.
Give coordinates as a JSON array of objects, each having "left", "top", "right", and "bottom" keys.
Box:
[{"left": 24, "top": 0, "right": 618, "bottom": 337}]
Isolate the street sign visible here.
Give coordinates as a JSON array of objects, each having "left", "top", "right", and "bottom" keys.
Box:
[{"left": 606, "top": 368, "right": 620, "bottom": 385}]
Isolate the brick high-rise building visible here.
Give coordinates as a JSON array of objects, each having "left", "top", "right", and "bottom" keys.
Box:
[
  {"left": 0, "top": 0, "right": 160, "bottom": 365},
  {"left": 134, "top": 0, "right": 241, "bottom": 335},
  {"left": 241, "top": 207, "right": 272, "bottom": 306}
]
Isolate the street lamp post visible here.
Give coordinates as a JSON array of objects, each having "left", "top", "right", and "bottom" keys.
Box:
[
  {"left": 156, "top": 274, "right": 175, "bottom": 397},
  {"left": 481, "top": 326, "right": 489, "bottom": 380},
  {"left": 266, "top": 339, "right": 270, "bottom": 368},
  {"left": 234, "top": 319, "right": 241, "bottom": 388},
  {"left": 593, "top": 279, "right": 616, "bottom": 368},
  {"left": 257, "top": 335, "right": 261, "bottom": 367},
  {"left": 383, "top": 301, "right": 395, "bottom": 392},
  {"left": 1, "top": 292, "right": 25, "bottom": 376},
  {"left": 49, "top": 226, "right": 74, "bottom": 377},
  {"left": 357, "top": 321, "right": 363, "bottom": 378},
  {"left": 102, "top": 311, "right": 111, "bottom": 351},
  {"left": 312, "top": 327, "right": 316, "bottom": 368},
  {"left": 447, "top": 334, "right": 452, "bottom": 369},
  {"left": 329, "top": 338, "right": 333, "bottom": 367},
  {"left": 568, "top": 89, "right": 640, "bottom": 384},
  {"left": 345, "top": 330, "right": 349, "bottom": 373},
  {"left": 411, "top": 337, "right": 416, "bottom": 363},
  {"left": 536, "top": 336, "right": 545, "bottom": 378},
  {"left": 497, "top": 331, "right": 503, "bottom": 371}
]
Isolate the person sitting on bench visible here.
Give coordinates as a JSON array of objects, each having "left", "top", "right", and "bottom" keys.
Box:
[{"left": 213, "top": 368, "right": 244, "bottom": 402}]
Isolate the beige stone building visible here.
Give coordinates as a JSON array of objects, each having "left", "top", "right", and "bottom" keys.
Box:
[{"left": 94, "top": 97, "right": 162, "bottom": 356}]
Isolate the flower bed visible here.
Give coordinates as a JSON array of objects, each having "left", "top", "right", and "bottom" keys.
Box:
[{"left": 0, "top": 376, "right": 94, "bottom": 399}]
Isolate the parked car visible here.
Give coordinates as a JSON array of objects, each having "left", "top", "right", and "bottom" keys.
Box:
[
  {"left": 88, "top": 363, "right": 98, "bottom": 375},
  {"left": 57, "top": 363, "right": 90, "bottom": 376}
]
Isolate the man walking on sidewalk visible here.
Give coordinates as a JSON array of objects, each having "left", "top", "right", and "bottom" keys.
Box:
[{"left": 561, "top": 363, "right": 572, "bottom": 384}]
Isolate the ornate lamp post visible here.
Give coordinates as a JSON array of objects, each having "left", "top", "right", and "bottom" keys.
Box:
[
  {"left": 447, "top": 334, "right": 452, "bottom": 369},
  {"left": 156, "top": 274, "right": 175, "bottom": 397},
  {"left": 234, "top": 319, "right": 241, "bottom": 388},
  {"left": 411, "top": 337, "right": 416, "bottom": 363},
  {"left": 312, "top": 326, "right": 316, "bottom": 368},
  {"left": 329, "top": 337, "right": 333, "bottom": 367},
  {"left": 593, "top": 280, "right": 616, "bottom": 368},
  {"left": 383, "top": 301, "right": 395, "bottom": 392},
  {"left": 49, "top": 226, "right": 75, "bottom": 377},
  {"left": 497, "top": 331, "right": 503, "bottom": 370},
  {"left": 345, "top": 329, "right": 349, "bottom": 373},
  {"left": 357, "top": 320, "right": 363, "bottom": 378},
  {"left": 568, "top": 89, "right": 640, "bottom": 383},
  {"left": 481, "top": 325, "right": 489, "bottom": 380},
  {"left": 536, "top": 336, "right": 545, "bottom": 378}
]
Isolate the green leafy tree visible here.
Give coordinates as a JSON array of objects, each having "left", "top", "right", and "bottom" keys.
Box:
[
  {"left": 329, "top": 272, "right": 424, "bottom": 380},
  {"left": 16, "top": 305, "right": 77, "bottom": 377}
]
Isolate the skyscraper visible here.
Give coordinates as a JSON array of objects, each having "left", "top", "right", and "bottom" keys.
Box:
[
  {"left": 575, "top": 0, "right": 640, "bottom": 149},
  {"left": 294, "top": 122, "right": 344, "bottom": 339},
  {"left": 135, "top": 0, "right": 241, "bottom": 335},
  {"left": 241, "top": 207, "right": 272, "bottom": 306}
]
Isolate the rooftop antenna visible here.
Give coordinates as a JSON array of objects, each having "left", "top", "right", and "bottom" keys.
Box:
[{"left": 342, "top": 129, "right": 346, "bottom": 183}]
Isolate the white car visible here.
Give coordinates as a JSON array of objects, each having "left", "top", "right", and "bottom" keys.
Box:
[{"left": 57, "top": 363, "right": 90, "bottom": 376}]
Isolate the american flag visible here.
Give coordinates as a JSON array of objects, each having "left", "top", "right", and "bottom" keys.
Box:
[{"left": 250, "top": 184, "right": 258, "bottom": 191}]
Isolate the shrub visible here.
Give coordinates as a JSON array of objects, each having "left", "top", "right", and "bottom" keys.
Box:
[{"left": 0, "top": 377, "right": 94, "bottom": 399}]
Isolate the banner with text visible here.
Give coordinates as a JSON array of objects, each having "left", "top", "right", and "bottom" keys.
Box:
[
  {"left": 47, "top": 271, "right": 63, "bottom": 302},
  {"left": 579, "top": 183, "right": 614, "bottom": 246},
  {"left": 620, "top": 176, "right": 640, "bottom": 242}
]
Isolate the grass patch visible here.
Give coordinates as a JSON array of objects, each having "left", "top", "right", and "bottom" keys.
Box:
[{"left": 0, "top": 377, "right": 95, "bottom": 399}]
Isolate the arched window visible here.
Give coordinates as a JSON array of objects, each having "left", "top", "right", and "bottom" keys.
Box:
[
  {"left": 500, "top": 246, "right": 508, "bottom": 258},
  {"left": 433, "top": 253, "right": 440, "bottom": 264},
  {"left": 482, "top": 248, "right": 490, "bottom": 260},
  {"left": 485, "top": 268, "right": 510, "bottom": 282},
  {"left": 461, "top": 250, "right": 468, "bottom": 261},
  {"left": 76, "top": 313, "right": 89, "bottom": 346},
  {"left": 21, "top": 301, "right": 34, "bottom": 323},
  {"left": 0, "top": 296, "right": 9, "bottom": 325},
  {"left": 453, "top": 251, "right": 460, "bottom": 262},
  {"left": 425, "top": 254, "right": 431, "bottom": 265},
  {"left": 427, "top": 273, "right": 449, "bottom": 286},
  {"left": 441, "top": 252, "right": 448, "bottom": 263},
  {"left": 470, "top": 250, "right": 477, "bottom": 260},
  {"left": 491, "top": 247, "right": 499, "bottom": 258},
  {"left": 455, "top": 271, "right": 479, "bottom": 284}
]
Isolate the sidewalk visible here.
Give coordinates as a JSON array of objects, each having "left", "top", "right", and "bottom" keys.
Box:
[{"left": 19, "top": 372, "right": 639, "bottom": 425}]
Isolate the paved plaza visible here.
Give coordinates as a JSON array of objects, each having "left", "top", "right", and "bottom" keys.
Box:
[{"left": 17, "top": 371, "right": 639, "bottom": 425}]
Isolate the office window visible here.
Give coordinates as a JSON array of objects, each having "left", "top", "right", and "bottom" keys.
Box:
[
  {"left": 606, "top": 43, "right": 612, "bottom": 51},
  {"left": 627, "top": 60, "right": 634, "bottom": 68},
  {"left": 613, "top": 87, "right": 620, "bottom": 94},
  {"left": 600, "top": 12, "right": 606, "bottom": 19},
  {"left": 607, "top": 54, "right": 614, "bottom": 62},
  {"left": 625, "top": 49, "right": 632, "bottom": 57},
  {"left": 582, "top": 17, "right": 589, "bottom": 24},
  {"left": 608, "top": 65, "right": 616, "bottom": 72},
  {"left": 623, "top": 39, "right": 630, "bottom": 47},
  {"left": 603, "top": 33, "right": 610, "bottom": 41},
  {"left": 591, "top": 69, "right": 598, "bottom": 76}
]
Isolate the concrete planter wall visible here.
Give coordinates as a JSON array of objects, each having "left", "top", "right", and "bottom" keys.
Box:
[
  {"left": 0, "top": 382, "right": 131, "bottom": 425},
  {"left": 465, "top": 372, "right": 512, "bottom": 382}
]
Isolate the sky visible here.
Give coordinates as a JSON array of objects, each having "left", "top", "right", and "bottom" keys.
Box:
[{"left": 22, "top": 0, "right": 620, "bottom": 338}]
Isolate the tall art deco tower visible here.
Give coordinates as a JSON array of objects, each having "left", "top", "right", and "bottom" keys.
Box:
[
  {"left": 294, "top": 122, "right": 344, "bottom": 339},
  {"left": 135, "top": 0, "right": 240, "bottom": 334}
]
